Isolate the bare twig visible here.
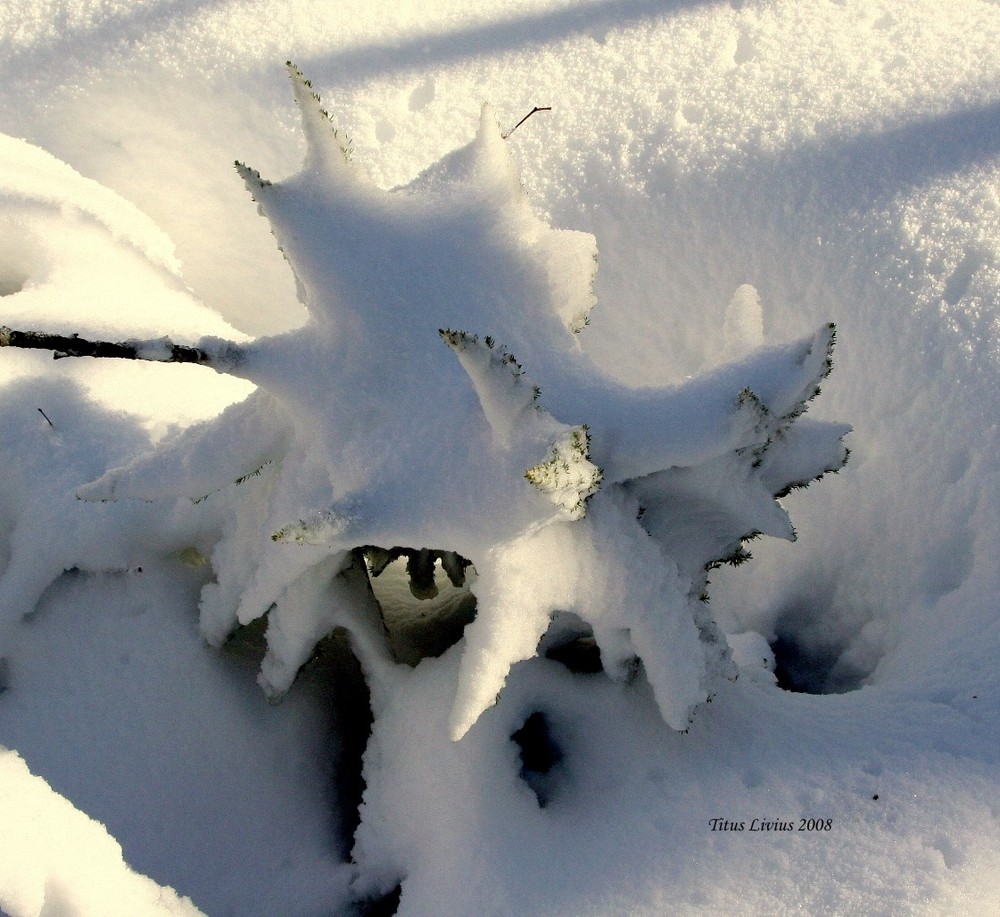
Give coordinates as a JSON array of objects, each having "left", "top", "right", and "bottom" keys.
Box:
[
  {"left": 0, "top": 326, "right": 240, "bottom": 368},
  {"left": 503, "top": 106, "right": 552, "bottom": 139},
  {"left": 37, "top": 408, "right": 55, "bottom": 429}
]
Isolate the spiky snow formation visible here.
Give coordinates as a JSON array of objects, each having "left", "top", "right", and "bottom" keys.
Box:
[{"left": 69, "top": 63, "right": 848, "bottom": 736}]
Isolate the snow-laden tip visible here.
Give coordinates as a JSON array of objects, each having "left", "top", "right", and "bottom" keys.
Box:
[{"left": 286, "top": 61, "right": 356, "bottom": 180}]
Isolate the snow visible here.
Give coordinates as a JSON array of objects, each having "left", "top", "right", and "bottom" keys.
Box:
[
  {"left": 0, "top": 746, "right": 202, "bottom": 916},
  {"left": 54, "top": 64, "right": 845, "bottom": 747},
  {"left": 1, "top": 0, "right": 1000, "bottom": 914}
]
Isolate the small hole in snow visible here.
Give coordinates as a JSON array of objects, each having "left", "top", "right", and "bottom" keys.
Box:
[
  {"left": 768, "top": 588, "right": 877, "bottom": 694},
  {"left": 361, "top": 546, "right": 477, "bottom": 666},
  {"left": 771, "top": 632, "right": 858, "bottom": 694},
  {"left": 537, "top": 611, "right": 603, "bottom": 674},
  {"left": 355, "top": 883, "right": 402, "bottom": 916},
  {"left": 733, "top": 31, "right": 756, "bottom": 65},
  {"left": 512, "top": 711, "right": 564, "bottom": 808},
  {"left": 407, "top": 77, "right": 435, "bottom": 112}
]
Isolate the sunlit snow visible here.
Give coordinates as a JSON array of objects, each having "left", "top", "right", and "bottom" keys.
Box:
[{"left": 1, "top": 1, "right": 999, "bottom": 915}]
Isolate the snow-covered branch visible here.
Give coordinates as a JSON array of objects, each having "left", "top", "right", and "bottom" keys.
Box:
[{"left": 0, "top": 325, "right": 243, "bottom": 368}]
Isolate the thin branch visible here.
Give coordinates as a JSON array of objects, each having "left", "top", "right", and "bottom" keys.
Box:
[
  {"left": 503, "top": 106, "right": 552, "bottom": 139},
  {"left": 37, "top": 408, "right": 55, "bottom": 429},
  {"left": 0, "top": 326, "right": 240, "bottom": 368}
]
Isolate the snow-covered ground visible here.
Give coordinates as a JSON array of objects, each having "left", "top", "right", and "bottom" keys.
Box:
[{"left": 1, "top": 1, "right": 999, "bottom": 914}]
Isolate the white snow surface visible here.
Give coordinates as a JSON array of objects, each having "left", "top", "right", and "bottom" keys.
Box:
[
  {"left": 0, "top": 746, "right": 202, "bottom": 916},
  {"left": 1, "top": 1, "right": 999, "bottom": 914}
]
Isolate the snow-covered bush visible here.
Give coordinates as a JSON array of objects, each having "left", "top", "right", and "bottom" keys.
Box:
[{"left": 0, "top": 63, "right": 848, "bottom": 905}]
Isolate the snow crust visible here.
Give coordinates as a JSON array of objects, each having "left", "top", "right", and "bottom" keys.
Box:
[{"left": 1, "top": 1, "right": 999, "bottom": 914}]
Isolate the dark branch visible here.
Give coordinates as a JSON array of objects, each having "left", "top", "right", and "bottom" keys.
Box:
[
  {"left": 503, "top": 106, "right": 552, "bottom": 139},
  {"left": 0, "top": 326, "right": 239, "bottom": 368}
]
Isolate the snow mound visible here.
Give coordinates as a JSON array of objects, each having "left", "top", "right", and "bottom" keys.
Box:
[
  {"left": 0, "top": 746, "right": 202, "bottom": 917},
  {"left": 0, "top": 133, "right": 243, "bottom": 343},
  {"left": 60, "top": 67, "right": 849, "bottom": 746}
]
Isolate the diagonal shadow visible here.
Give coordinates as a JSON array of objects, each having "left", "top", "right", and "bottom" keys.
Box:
[
  {"left": 750, "top": 99, "right": 1000, "bottom": 212},
  {"left": 299, "top": 0, "right": 715, "bottom": 84},
  {"left": 550, "top": 96, "right": 1000, "bottom": 387}
]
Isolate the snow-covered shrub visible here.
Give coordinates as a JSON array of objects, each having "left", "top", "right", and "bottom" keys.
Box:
[
  {"left": 0, "top": 63, "right": 848, "bottom": 902},
  {"left": 0, "top": 132, "right": 251, "bottom": 625}
]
